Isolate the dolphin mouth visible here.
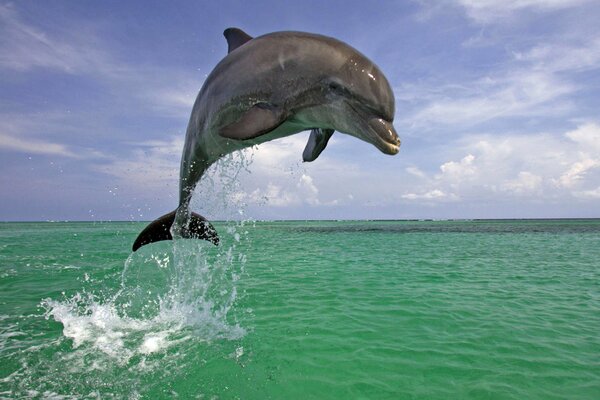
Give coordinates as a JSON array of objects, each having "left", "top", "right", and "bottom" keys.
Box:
[{"left": 368, "top": 118, "right": 401, "bottom": 155}]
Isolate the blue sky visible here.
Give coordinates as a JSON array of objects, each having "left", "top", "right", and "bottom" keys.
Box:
[{"left": 1, "top": 0, "right": 599, "bottom": 221}]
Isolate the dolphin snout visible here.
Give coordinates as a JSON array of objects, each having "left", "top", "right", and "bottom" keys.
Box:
[{"left": 368, "top": 118, "right": 400, "bottom": 155}]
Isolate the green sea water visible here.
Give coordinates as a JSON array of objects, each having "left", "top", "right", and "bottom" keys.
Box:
[{"left": 1, "top": 219, "right": 599, "bottom": 399}]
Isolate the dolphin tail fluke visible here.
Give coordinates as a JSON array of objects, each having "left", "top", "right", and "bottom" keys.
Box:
[{"left": 132, "top": 210, "right": 219, "bottom": 252}]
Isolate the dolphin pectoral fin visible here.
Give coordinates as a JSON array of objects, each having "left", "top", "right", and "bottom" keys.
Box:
[
  {"left": 302, "top": 129, "right": 334, "bottom": 162},
  {"left": 218, "top": 103, "right": 286, "bottom": 141},
  {"left": 132, "top": 210, "right": 219, "bottom": 252},
  {"left": 223, "top": 28, "right": 253, "bottom": 53}
]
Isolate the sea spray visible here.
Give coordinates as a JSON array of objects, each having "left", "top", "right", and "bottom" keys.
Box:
[{"left": 36, "top": 149, "right": 256, "bottom": 396}]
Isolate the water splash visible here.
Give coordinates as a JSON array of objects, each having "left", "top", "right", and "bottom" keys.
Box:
[
  {"left": 35, "top": 149, "right": 256, "bottom": 396},
  {"left": 42, "top": 239, "right": 245, "bottom": 366}
]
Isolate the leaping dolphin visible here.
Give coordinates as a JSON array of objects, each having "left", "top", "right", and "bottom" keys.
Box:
[{"left": 132, "top": 28, "right": 400, "bottom": 251}]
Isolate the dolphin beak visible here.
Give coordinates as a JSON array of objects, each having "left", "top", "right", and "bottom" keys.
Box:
[{"left": 368, "top": 118, "right": 401, "bottom": 155}]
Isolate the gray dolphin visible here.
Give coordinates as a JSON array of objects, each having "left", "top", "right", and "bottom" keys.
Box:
[{"left": 132, "top": 28, "right": 400, "bottom": 251}]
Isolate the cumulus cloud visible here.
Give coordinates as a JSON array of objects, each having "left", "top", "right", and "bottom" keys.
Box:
[
  {"left": 232, "top": 171, "right": 335, "bottom": 209},
  {"left": 565, "top": 123, "right": 600, "bottom": 152},
  {"left": 501, "top": 171, "right": 543, "bottom": 195},
  {"left": 552, "top": 123, "right": 600, "bottom": 188},
  {"left": 246, "top": 184, "right": 300, "bottom": 207},
  {"left": 249, "top": 135, "right": 308, "bottom": 174},
  {"left": 402, "top": 123, "right": 600, "bottom": 203},
  {"left": 225, "top": 134, "right": 361, "bottom": 209},
  {"left": 439, "top": 154, "right": 476, "bottom": 183},
  {"left": 554, "top": 158, "right": 600, "bottom": 188}
]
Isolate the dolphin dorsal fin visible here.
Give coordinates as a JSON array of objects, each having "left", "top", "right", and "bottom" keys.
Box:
[{"left": 223, "top": 28, "right": 253, "bottom": 53}]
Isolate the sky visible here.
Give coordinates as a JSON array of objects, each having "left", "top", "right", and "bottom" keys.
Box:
[{"left": 1, "top": 0, "right": 600, "bottom": 221}]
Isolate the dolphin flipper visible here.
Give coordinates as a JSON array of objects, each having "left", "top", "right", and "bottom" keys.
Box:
[
  {"left": 132, "top": 210, "right": 219, "bottom": 252},
  {"left": 219, "top": 103, "right": 286, "bottom": 140},
  {"left": 302, "top": 128, "right": 334, "bottom": 162},
  {"left": 223, "top": 28, "right": 253, "bottom": 53}
]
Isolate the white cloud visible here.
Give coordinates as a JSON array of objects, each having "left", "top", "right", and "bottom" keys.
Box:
[
  {"left": 250, "top": 135, "right": 308, "bottom": 173},
  {"left": 575, "top": 186, "right": 600, "bottom": 199},
  {"left": 404, "top": 70, "right": 573, "bottom": 129},
  {"left": 565, "top": 122, "right": 600, "bottom": 152},
  {"left": 406, "top": 166, "right": 427, "bottom": 179},
  {"left": 0, "top": 4, "right": 106, "bottom": 73},
  {"left": 438, "top": 154, "right": 476, "bottom": 182},
  {"left": 0, "top": 111, "right": 111, "bottom": 159},
  {"left": 0, "top": 132, "right": 76, "bottom": 157},
  {"left": 297, "top": 174, "right": 320, "bottom": 205},
  {"left": 231, "top": 171, "right": 335, "bottom": 208},
  {"left": 228, "top": 134, "right": 361, "bottom": 208},
  {"left": 401, "top": 5, "right": 600, "bottom": 132},
  {"left": 403, "top": 123, "right": 600, "bottom": 204},
  {"left": 233, "top": 183, "right": 303, "bottom": 208},
  {"left": 552, "top": 123, "right": 600, "bottom": 188},
  {"left": 251, "top": 183, "right": 300, "bottom": 207},
  {"left": 0, "top": 110, "right": 112, "bottom": 162},
  {"left": 501, "top": 171, "right": 543, "bottom": 195},
  {"left": 96, "top": 136, "right": 183, "bottom": 190},
  {"left": 513, "top": 39, "right": 600, "bottom": 73},
  {"left": 455, "top": 0, "right": 591, "bottom": 23},
  {"left": 402, "top": 189, "right": 458, "bottom": 201},
  {"left": 554, "top": 158, "right": 600, "bottom": 188}
]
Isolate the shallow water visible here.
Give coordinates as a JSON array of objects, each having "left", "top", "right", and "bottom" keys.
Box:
[{"left": 1, "top": 219, "right": 599, "bottom": 399}]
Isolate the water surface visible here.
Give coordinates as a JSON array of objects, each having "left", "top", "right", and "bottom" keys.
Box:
[{"left": 1, "top": 220, "right": 599, "bottom": 398}]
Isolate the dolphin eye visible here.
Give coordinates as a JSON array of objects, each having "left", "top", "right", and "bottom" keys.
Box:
[{"left": 328, "top": 82, "right": 344, "bottom": 93}]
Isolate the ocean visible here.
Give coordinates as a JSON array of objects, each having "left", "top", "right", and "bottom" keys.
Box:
[{"left": 0, "top": 219, "right": 599, "bottom": 399}]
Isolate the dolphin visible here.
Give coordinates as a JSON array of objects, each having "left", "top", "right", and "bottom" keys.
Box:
[{"left": 132, "top": 28, "right": 400, "bottom": 251}]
